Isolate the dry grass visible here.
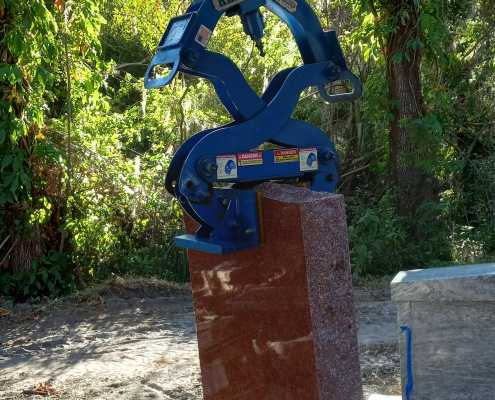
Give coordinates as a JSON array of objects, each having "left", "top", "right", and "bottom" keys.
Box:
[{"left": 70, "top": 276, "right": 191, "bottom": 303}]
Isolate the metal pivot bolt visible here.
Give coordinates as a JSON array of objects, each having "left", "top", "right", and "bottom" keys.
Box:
[
  {"left": 181, "top": 175, "right": 211, "bottom": 203},
  {"left": 320, "top": 148, "right": 336, "bottom": 164},
  {"left": 197, "top": 157, "right": 218, "bottom": 179}
]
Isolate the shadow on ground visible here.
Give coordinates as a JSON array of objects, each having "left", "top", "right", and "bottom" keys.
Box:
[{"left": 0, "top": 282, "right": 400, "bottom": 399}]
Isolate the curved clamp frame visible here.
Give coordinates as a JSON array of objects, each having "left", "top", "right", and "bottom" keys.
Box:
[
  {"left": 319, "top": 69, "right": 363, "bottom": 103},
  {"left": 144, "top": 0, "right": 362, "bottom": 105},
  {"left": 145, "top": 0, "right": 363, "bottom": 253}
]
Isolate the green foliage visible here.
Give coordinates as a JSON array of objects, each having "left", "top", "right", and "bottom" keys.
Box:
[
  {"left": 348, "top": 191, "right": 455, "bottom": 276},
  {"left": 348, "top": 191, "right": 408, "bottom": 276},
  {"left": 1, "top": 0, "right": 495, "bottom": 301},
  {"left": 0, "top": 0, "right": 59, "bottom": 206},
  {"left": 450, "top": 155, "right": 495, "bottom": 261},
  {"left": 0, "top": 251, "right": 75, "bottom": 302}
]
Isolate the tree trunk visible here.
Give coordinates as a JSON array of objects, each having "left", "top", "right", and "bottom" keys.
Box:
[{"left": 385, "top": 0, "right": 432, "bottom": 216}]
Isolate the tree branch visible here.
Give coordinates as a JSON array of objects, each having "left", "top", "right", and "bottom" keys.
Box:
[
  {"left": 0, "top": 237, "right": 18, "bottom": 268},
  {"left": 115, "top": 58, "right": 149, "bottom": 70},
  {"left": 0, "top": 234, "right": 11, "bottom": 253},
  {"left": 368, "top": 0, "right": 387, "bottom": 58},
  {"left": 341, "top": 164, "right": 371, "bottom": 179}
]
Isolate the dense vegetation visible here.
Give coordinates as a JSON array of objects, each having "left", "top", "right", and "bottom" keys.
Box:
[{"left": 0, "top": 0, "right": 494, "bottom": 301}]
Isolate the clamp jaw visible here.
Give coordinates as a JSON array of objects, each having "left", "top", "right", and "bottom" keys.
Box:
[{"left": 145, "top": 0, "right": 362, "bottom": 254}]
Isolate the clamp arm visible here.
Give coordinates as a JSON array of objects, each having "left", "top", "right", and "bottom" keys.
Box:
[
  {"left": 182, "top": 51, "right": 266, "bottom": 120},
  {"left": 145, "top": 0, "right": 362, "bottom": 104}
]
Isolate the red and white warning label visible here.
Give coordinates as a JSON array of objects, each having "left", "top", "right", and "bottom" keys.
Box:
[
  {"left": 237, "top": 151, "right": 263, "bottom": 166},
  {"left": 216, "top": 154, "right": 237, "bottom": 180},
  {"left": 299, "top": 148, "right": 318, "bottom": 172},
  {"left": 274, "top": 148, "right": 299, "bottom": 163}
]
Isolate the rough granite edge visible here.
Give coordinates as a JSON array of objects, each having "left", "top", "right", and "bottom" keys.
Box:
[
  {"left": 392, "top": 264, "right": 495, "bottom": 303},
  {"left": 256, "top": 182, "right": 343, "bottom": 204},
  {"left": 299, "top": 190, "right": 363, "bottom": 400},
  {"left": 255, "top": 182, "right": 362, "bottom": 400}
]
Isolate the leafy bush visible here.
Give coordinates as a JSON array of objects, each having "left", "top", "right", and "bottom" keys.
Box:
[
  {"left": 2, "top": 0, "right": 495, "bottom": 303},
  {"left": 348, "top": 181, "right": 493, "bottom": 278},
  {"left": 348, "top": 191, "right": 408, "bottom": 276},
  {"left": 0, "top": 252, "right": 75, "bottom": 302}
]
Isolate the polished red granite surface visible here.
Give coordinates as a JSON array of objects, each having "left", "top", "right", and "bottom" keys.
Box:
[{"left": 187, "top": 183, "right": 362, "bottom": 400}]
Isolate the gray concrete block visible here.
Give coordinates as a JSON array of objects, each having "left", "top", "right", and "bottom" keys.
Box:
[
  {"left": 392, "top": 263, "right": 495, "bottom": 400},
  {"left": 392, "top": 263, "right": 495, "bottom": 302}
]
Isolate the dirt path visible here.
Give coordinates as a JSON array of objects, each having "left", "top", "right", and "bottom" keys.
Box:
[{"left": 0, "top": 282, "right": 400, "bottom": 399}]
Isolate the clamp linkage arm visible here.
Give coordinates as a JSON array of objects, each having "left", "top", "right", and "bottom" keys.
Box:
[
  {"left": 145, "top": 0, "right": 362, "bottom": 106},
  {"left": 144, "top": 0, "right": 363, "bottom": 254}
]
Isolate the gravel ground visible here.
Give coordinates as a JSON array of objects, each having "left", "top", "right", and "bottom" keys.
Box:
[{"left": 0, "top": 280, "right": 400, "bottom": 399}]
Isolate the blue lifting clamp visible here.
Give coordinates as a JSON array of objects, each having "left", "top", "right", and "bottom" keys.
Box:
[{"left": 145, "top": 0, "right": 362, "bottom": 254}]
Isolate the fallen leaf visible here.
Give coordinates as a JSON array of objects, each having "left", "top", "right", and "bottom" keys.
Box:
[{"left": 24, "top": 382, "right": 57, "bottom": 396}]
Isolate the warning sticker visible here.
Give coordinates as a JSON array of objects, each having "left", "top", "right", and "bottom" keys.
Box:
[
  {"left": 195, "top": 25, "right": 212, "bottom": 47},
  {"left": 274, "top": 148, "right": 299, "bottom": 163},
  {"left": 237, "top": 151, "right": 263, "bottom": 166},
  {"left": 299, "top": 148, "right": 319, "bottom": 172},
  {"left": 216, "top": 154, "right": 237, "bottom": 180}
]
